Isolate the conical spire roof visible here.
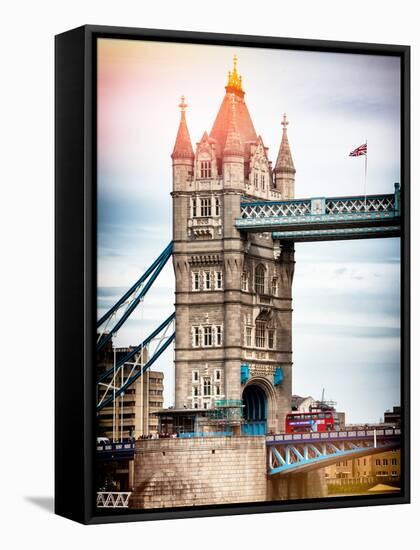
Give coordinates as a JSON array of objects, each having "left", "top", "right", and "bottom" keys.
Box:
[
  {"left": 274, "top": 113, "right": 296, "bottom": 174},
  {"left": 171, "top": 96, "right": 194, "bottom": 160},
  {"left": 223, "top": 96, "right": 244, "bottom": 157},
  {"left": 210, "top": 55, "right": 257, "bottom": 159}
]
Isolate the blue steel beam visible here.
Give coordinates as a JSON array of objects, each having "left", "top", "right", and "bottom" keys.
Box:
[
  {"left": 235, "top": 186, "right": 401, "bottom": 239},
  {"left": 97, "top": 242, "right": 173, "bottom": 328},
  {"left": 96, "top": 312, "right": 175, "bottom": 384},
  {"left": 271, "top": 225, "right": 401, "bottom": 242},
  {"left": 97, "top": 331, "right": 175, "bottom": 412},
  {"left": 268, "top": 442, "right": 399, "bottom": 476},
  {"left": 266, "top": 429, "right": 401, "bottom": 476},
  {"left": 97, "top": 245, "right": 173, "bottom": 352}
]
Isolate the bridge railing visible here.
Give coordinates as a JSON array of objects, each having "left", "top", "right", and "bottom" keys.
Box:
[
  {"left": 96, "top": 492, "right": 131, "bottom": 508},
  {"left": 240, "top": 199, "right": 311, "bottom": 219},
  {"left": 240, "top": 193, "right": 397, "bottom": 220},
  {"left": 326, "top": 195, "right": 395, "bottom": 215},
  {"left": 96, "top": 442, "right": 136, "bottom": 452},
  {"left": 266, "top": 428, "right": 401, "bottom": 445}
]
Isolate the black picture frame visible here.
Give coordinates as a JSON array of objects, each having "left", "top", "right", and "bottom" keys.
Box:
[{"left": 55, "top": 24, "right": 410, "bottom": 525}]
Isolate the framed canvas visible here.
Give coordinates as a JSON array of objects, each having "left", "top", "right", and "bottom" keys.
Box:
[{"left": 55, "top": 25, "right": 410, "bottom": 524}]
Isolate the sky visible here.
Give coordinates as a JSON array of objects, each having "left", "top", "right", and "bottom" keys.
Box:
[{"left": 97, "top": 38, "right": 401, "bottom": 424}]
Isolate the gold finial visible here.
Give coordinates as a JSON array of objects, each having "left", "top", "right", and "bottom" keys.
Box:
[
  {"left": 282, "top": 113, "right": 289, "bottom": 129},
  {"left": 179, "top": 95, "right": 187, "bottom": 112},
  {"left": 227, "top": 54, "right": 243, "bottom": 92}
]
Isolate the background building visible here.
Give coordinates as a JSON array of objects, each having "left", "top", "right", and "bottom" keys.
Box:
[
  {"left": 291, "top": 395, "right": 315, "bottom": 412},
  {"left": 324, "top": 405, "right": 401, "bottom": 490},
  {"left": 97, "top": 340, "right": 164, "bottom": 440},
  {"left": 384, "top": 406, "right": 401, "bottom": 427}
]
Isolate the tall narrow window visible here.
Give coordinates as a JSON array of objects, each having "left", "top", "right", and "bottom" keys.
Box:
[
  {"left": 271, "top": 277, "right": 278, "bottom": 296},
  {"left": 261, "top": 173, "right": 265, "bottom": 190},
  {"left": 254, "top": 171, "right": 258, "bottom": 188},
  {"left": 215, "top": 326, "right": 223, "bottom": 346},
  {"left": 256, "top": 321, "right": 266, "bottom": 348},
  {"left": 200, "top": 197, "right": 211, "bottom": 217},
  {"left": 192, "top": 327, "right": 200, "bottom": 347},
  {"left": 200, "top": 160, "right": 211, "bottom": 178},
  {"left": 192, "top": 370, "right": 199, "bottom": 382},
  {"left": 192, "top": 272, "right": 200, "bottom": 291},
  {"left": 215, "top": 385, "right": 221, "bottom": 396},
  {"left": 241, "top": 271, "right": 249, "bottom": 291},
  {"left": 255, "top": 264, "right": 266, "bottom": 294},
  {"left": 191, "top": 198, "right": 197, "bottom": 217},
  {"left": 193, "top": 386, "right": 199, "bottom": 397},
  {"left": 268, "top": 329, "right": 274, "bottom": 349},
  {"left": 215, "top": 271, "right": 223, "bottom": 290},
  {"left": 215, "top": 369, "right": 221, "bottom": 381},
  {"left": 245, "top": 326, "right": 252, "bottom": 347},
  {"left": 203, "top": 326, "right": 212, "bottom": 347},
  {"left": 215, "top": 197, "right": 220, "bottom": 216},
  {"left": 203, "top": 378, "right": 211, "bottom": 396},
  {"left": 203, "top": 271, "right": 211, "bottom": 290}
]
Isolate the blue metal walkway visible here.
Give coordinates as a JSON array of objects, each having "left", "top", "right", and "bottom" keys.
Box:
[{"left": 236, "top": 184, "right": 401, "bottom": 242}]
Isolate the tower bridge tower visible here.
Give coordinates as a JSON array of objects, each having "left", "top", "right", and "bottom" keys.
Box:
[{"left": 171, "top": 57, "right": 296, "bottom": 433}]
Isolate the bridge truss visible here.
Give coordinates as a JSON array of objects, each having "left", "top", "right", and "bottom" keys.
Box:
[
  {"left": 236, "top": 184, "right": 401, "bottom": 242},
  {"left": 96, "top": 242, "right": 174, "bottom": 417},
  {"left": 266, "top": 428, "right": 401, "bottom": 476}
]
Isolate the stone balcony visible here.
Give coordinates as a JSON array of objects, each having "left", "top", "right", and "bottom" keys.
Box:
[{"left": 188, "top": 216, "right": 222, "bottom": 239}]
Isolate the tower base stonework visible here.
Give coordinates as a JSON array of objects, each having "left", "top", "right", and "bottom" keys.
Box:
[
  {"left": 129, "top": 436, "right": 267, "bottom": 509},
  {"left": 268, "top": 469, "right": 328, "bottom": 501}
]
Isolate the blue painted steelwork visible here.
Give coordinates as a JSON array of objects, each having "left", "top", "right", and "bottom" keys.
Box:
[
  {"left": 242, "top": 422, "right": 266, "bottom": 436},
  {"left": 274, "top": 367, "right": 284, "bottom": 386},
  {"left": 96, "top": 441, "right": 136, "bottom": 461},
  {"left": 242, "top": 384, "right": 267, "bottom": 435},
  {"left": 97, "top": 331, "right": 175, "bottom": 412},
  {"left": 271, "top": 225, "right": 401, "bottom": 242},
  {"left": 241, "top": 364, "right": 250, "bottom": 384},
  {"left": 97, "top": 243, "right": 173, "bottom": 352},
  {"left": 266, "top": 428, "right": 401, "bottom": 476},
  {"left": 97, "top": 242, "right": 173, "bottom": 327},
  {"left": 97, "top": 312, "right": 175, "bottom": 385},
  {"left": 236, "top": 187, "right": 401, "bottom": 241},
  {"left": 178, "top": 431, "right": 233, "bottom": 438}
]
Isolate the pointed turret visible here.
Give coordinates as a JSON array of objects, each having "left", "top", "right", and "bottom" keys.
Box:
[
  {"left": 210, "top": 55, "right": 257, "bottom": 162},
  {"left": 223, "top": 95, "right": 245, "bottom": 188},
  {"left": 274, "top": 114, "right": 296, "bottom": 199},
  {"left": 223, "top": 96, "right": 244, "bottom": 158},
  {"left": 171, "top": 96, "right": 194, "bottom": 160},
  {"left": 172, "top": 96, "right": 194, "bottom": 192}
]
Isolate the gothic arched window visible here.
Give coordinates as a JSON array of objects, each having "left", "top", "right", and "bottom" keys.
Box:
[{"left": 255, "top": 264, "right": 266, "bottom": 294}]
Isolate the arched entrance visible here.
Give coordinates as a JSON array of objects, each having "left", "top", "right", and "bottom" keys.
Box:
[{"left": 241, "top": 384, "right": 267, "bottom": 435}]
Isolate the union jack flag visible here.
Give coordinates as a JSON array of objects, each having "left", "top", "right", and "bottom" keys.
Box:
[{"left": 349, "top": 143, "right": 367, "bottom": 157}]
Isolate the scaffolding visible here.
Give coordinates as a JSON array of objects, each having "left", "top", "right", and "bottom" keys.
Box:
[{"left": 198, "top": 399, "right": 244, "bottom": 433}]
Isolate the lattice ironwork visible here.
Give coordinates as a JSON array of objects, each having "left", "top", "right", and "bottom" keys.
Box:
[
  {"left": 326, "top": 195, "right": 394, "bottom": 214},
  {"left": 96, "top": 492, "right": 131, "bottom": 508},
  {"left": 241, "top": 200, "right": 311, "bottom": 219}
]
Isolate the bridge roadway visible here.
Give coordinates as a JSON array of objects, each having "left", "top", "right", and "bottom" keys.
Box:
[
  {"left": 266, "top": 427, "right": 401, "bottom": 476},
  {"left": 235, "top": 184, "right": 401, "bottom": 242}
]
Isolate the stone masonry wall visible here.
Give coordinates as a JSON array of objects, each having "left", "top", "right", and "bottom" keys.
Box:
[{"left": 129, "top": 436, "right": 267, "bottom": 509}]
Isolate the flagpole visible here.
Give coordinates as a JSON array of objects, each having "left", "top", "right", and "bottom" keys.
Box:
[{"left": 364, "top": 139, "right": 368, "bottom": 210}]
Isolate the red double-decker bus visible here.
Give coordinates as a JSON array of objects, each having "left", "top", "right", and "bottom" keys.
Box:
[{"left": 285, "top": 410, "right": 336, "bottom": 434}]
